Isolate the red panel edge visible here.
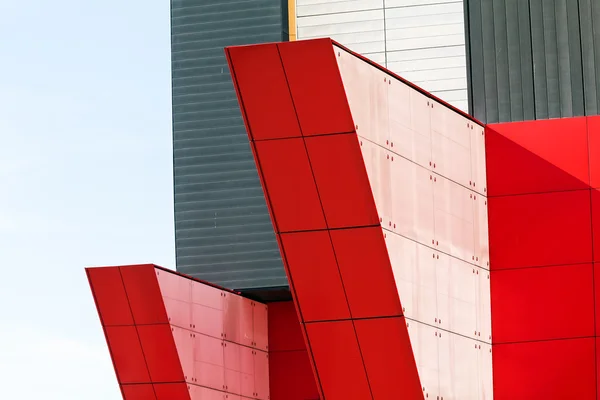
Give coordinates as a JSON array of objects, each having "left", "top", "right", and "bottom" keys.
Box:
[{"left": 224, "top": 47, "right": 255, "bottom": 142}]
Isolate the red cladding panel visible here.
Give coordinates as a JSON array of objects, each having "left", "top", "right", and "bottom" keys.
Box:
[
  {"left": 595, "top": 264, "right": 600, "bottom": 334},
  {"left": 269, "top": 351, "right": 319, "bottom": 400},
  {"left": 330, "top": 227, "right": 402, "bottom": 319},
  {"left": 485, "top": 118, "right": 589, "bottom": 197},
  {"left": 280, "top": 231, "right": 350, "bottom": 322},
  {"left": 226, "top": 44, "right": 301, "bottom": 141},
  {"left": 120, "top": 265, "right": 168, "bottom": 325},
  {"left": 254, "top": 139, "right": 326, "bottom": 232},
  {"left": 86, "top": 267, "right": 133, "bottom": 326},
  {"left": 354, "top": 317, "right": 423, "bottom": 399},
  {"left": 137, "top": 324, "right": 185, "bottom": 383},
  {"left": 105, "top": 326, "right": 150, "bottom": 384},
  {"left": 490, "top": 264, "right": 595, "bottom": 343},
  {"left": 305, "top": 321, "right": 372, "bottom": 399},
  {"left": 305, "top": 134, "right": 379, "bottom": 229},
  {"left": 488, "top": 190, "right": 593, "bottom": 269},
  {"left": 277, "top": 39, "right": 354, "bottom": 136},
  {"left": 121, "top": 384, "right": 156, "bottom": 400},
  {"left": 493, "top": 338, "right": 596, "bottom": 399},
  {"left": 154, "top": 383, "right": 190, "bottom": 400},
  {"left": 591, "top": 190, "right": 600, "bottom": 262},
  {"left": 588, "top": 116, "right": 600, "bottom": 188},
  {"left": 268, "top": 301, "right": 305, "bottom": 352}
]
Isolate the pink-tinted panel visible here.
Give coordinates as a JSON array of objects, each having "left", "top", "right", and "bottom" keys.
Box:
[
  {"left": 388, "top": 79, "right": 432, "bottom": 169},
  {"left": 354, "top": 317, "right": 423, "bottom": 399},
  {"left": 388, "top": 232, "right": 437, "bottom": 324},
  {"left": 330, "top": 226, "right": 402, "bottom": 319},
  {"left": 267, "top": 301, "right": 304, "bottom": 352},
  {"left": 191, "top": 280, "right": 223, "bottom": 310},
  {"left": 280, "top": 231, "right": 350, "bottom": 322},
  {"left": 305, "top": 133, "right": 380, "bottom": 229},
  {"left": 491, "top": 263, "right": 595, "bottom": 343},
  {"left": 358, "top": 139, "right": 392, "bottom": 226},
  {"left": 137, "top": 324, "right": 185, "bottom": 383},
  {"left": 488, "top": 190, "right": 593, "bottom": 269},
  {"left": 191, "top": 302, "right": 223, "bottom": 340},
  {"left": 589, "top": 116, "right": 600, "bottom": 188},
  {"left": 479, "top": 343, "right": 494, "bottom": 399},
  {"left": 226, "top": 44, "right": 301, "bottom": 141},
  {"left": 254, "top": 138, "right": 326, "bottom": 232},
  {"left": 240, "top": 298, "right": 254, "bottom": 348},
  {"left": 156, "top": 269, "right": 191, "bottom": 302},
  {"left": 121, "top": 384, "right": 156, "bottom": 400},
  {"left": 473, "top": 193, "right": 490, "bottom": 269},
  {"left": 224, "top": 341, "right": 241, "bottom": 394},
  {"left": 253, "top": 302, "right": 268, "bottom": 352},
  {"left": 119, "top": 265, "right": 168, "bottom": 325},
  {"left": 223, "top": 293, "right": 253, "bottom": 346},
  {"left": 189, "top": 385, "right": 225, "bottom": 400},
  {"left": 172, "top": 326, "right": 194, "bottom": 383},
  {"left": 240, "top": 345, "right": 255, "bottom": 398},
  {"left": 493, "top": 338, "right": 596, "bottom": 399},
  {"left": 405, "top": 319, "right": 439, "bottom": 399},
  {"left": 486, "top": 118, "right": 589, "bottom": 197},
  {"left": 105, "top": 326, "right": 150, "bottom": 384},
  {"left": 431, "top": 131, "right": 471, "bottom": 190},
  {"left": 86, "top": 267, "right": 134, "bottom": 326},
  {"left": 305, "top": 321, "right": 371, "bottom": 399},
  {"left": 153, "top": 383, "right": 190, "bottom": 400},
  {"left": 193, "top": 333, "right": 224, "bottom": 391},
  {"left": 335, "top": 47, "right": 390, "bottom": 145},
  {"left": 163, "top": 297, "right": 192, "bottom": 330},
  {"left": 269, "top": 351, "right": 319, "bottom": 400},
  {"left": 470, "top": 123, "right": 487, "bottom": 195},
  {"left": 477, "top": 269, "right": 492, "bottom": 343},
  {"left": 438, "top": 331, "right": 480, "bottom": 399},
  {"left": 432, "top": 174, "right": 475, "bottom": 263},
  {"left": 278, "top": 40, "right": 354, "bottom": 136},
  {"left": 390, "top": 155, "right": 435, "bottom": 245},
  {"left": 254, "top": 350, "right": 270, "bottom": 400}
]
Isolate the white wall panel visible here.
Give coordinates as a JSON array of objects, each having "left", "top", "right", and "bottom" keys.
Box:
[{"left": 297, "top": 0, "right": 383, "bottom": 16}]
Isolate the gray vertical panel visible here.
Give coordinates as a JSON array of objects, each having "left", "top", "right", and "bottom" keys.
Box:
[
  {"left": 517, "top": 0, "right": 535, "bottom": 120},
  {"left": 530, "top": 0, "right": 549, "bottom": 119},
  {"left": 593, "top": 0, "right": 600, "bottom": 110},
  {"left": 555, "top": 0, "right": 573, "bottom": 117},
  {"left": 171, "top": 0, "right": 288, "bottom": 290},
  {"left": 542, "top": 0, "right": 560, "bottom": 118},
  {"left": 481, "top": 0, "right": 500, "bottom": 122},
  {"left": 493, "top": 0, "right": 511, "bottom": 122},
  {"left": 579, "top": 0, "right": 598, "bottom": 114},
  {"left": 566, "top": 0, "right": 584, "bottom": 116},
  {"left": 468, "top": 0, "right": 487, "bottom": 121},
  {"left": 505, "top": 0, "right": 523, "bottom": 121}
]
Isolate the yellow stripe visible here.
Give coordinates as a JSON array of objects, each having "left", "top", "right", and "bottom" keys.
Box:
[{"left": 288, "top": 0, "right": 297, "bottom": 41}]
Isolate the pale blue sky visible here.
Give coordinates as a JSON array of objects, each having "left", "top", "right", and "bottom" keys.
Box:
[{"left": 0, "top": 1, "right": 174, "bottom": 398}]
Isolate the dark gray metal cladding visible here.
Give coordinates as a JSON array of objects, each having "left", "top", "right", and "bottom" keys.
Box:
[
  {"left": 171, "top": 0, "right": 289, "bottom": 290},
  {"left": 465, "top": 0, "right": 600, "bottom": 123}
]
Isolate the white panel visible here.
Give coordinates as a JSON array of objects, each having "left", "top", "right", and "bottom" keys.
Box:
[
  {"left": 385, "top": 12, "right": 464, "bottom": 29},
  {"left": 412, "top": 78, "right": 467, "bottom": 92},
  {"left": 386, "top": 23, "right": 464, "bottom": 40},
  {"left": 387, "top": 34, "right": 465, "bottom": 52},
  {"left": 343, "top": 40, "right": 386, "bottom": 54},
  {"left": 297, "top": 0, "right": 384, "bottom": 16},
  {"left": 406, "top": 319, "right": 439, "bottom": 398},
  {"left": 386, "top": 0, "right": 461, "bottom": 6},
  {"left": 450, "top": 100, "right": 469, "bottom": 112},
  {"left": 358, "top": 139, "right": 392, "bottom": 225},
  {"left": 439, "top": 331, "right": 480, "bottom": 399},
  {"left": 298, "top": 20, "right": 384, "bottom": 37},
  {"left": 387, "top": 45, "right": 466, "bottom": 62},
  {"left": 385, "top": 2, "right": 464, "bottom": 18},
  {"left": 431, "top": 89, "right": 468, "bottom": 102},
  {"left": 401, "top": 66, "right": 467, "bottom": 82},
  {"left": 336, "top": 47, "right": 390, "bottom": 145},
  {"left": 389, "top": 56, "right": 466, "bottom": 73},
  {"left": 297, "top": 8, "right": 383, "bottom": 26},
  {"left": 391, "top": 156, "right": 435, "bottom": 245},
  {"left": 363, "top": 52, "right": 387, "bottom": 64}
]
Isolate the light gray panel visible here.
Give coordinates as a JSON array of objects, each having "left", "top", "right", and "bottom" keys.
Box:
[
  {"left": 492, "top": 0, "right": 510, "bottom": 122},
  {"left": 480, "top": 0, "right": 499, "bottom": 122},
  {"left": 505, "top": 0, "right": 523, "bottom": 121},
  {"left": 517, "top": 0, "right": 535, "bottom": 121},
  {"left": 579, "top": 0, "right": 598, "bottom": 114},
  {"left": 555, "top": 0, "right": 573, "bottom": 117},
  {"left": 566, "top": 0, "right": 584, "bottom": 116}
]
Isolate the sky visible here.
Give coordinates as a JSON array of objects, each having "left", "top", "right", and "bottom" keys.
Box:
[{"left": 0, "top": 1, "right": 174, "bottom": 398}]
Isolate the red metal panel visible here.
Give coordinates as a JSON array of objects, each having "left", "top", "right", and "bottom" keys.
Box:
[
  {"left": 588, "top": 116, "right": 600, "bottom": 188},
  {"left": 488, "top": 190, "right": 593, "bottom": 269},
  {"left": 592, "top": 190, "right": 600, "bottom": 262},
  {"left": 153, "top": 383, "right": 190, "bottom": 400},
  {"left": 267, "top": 301, "right": 304, "bottom": 352},
  {"left": 121, "top": 384, "right": 156, "bottom": 400},
  {"left": 329, "top": 226, "right": 402, "bottom": 319},
  {"left": 226, "top": 44, "right": 301, "bottom": 141},
  {"left": 193, "top": 333, "right": 225, "bottom": 391},
  {"left": 254, "top": 350, "right": 270, "bottom": 400},
  {"left": 171, "top": 326, "right": 194, "bottom": 383},
  {"left": 305, "top": 133, "right": 379, "bottom": 229},
  {"left": 104, "top": 326, "right": 150, "bottom": 384},
  {"left": 240, "top": 345, "right": 255, "bottom": 398},
  {"left": 277, "top": 39, "right": 354, "bottom": 136},
  {"left": 269, "top": 351, "right": 319, "bottom": 400},
  {"left": 224, "top": 341, "right": 242, "bottom": 395},
  {"left": 354, "top": 317, "right": 423, "bottom": 399},
  {"left": 137, "top": 324, "right": 185, "bottom": 383},
  {"left": 253, "top": 302, "right": 269, "bottom": 351},
  {"left": 305, "top": 320, "right": 371, "bottom": 399},
  {"left": 491, "top": 264, "right": 594, "bottom": 343},
  {"left": 119, "top": 265, "right": 168, "bottom": 325},
  {"left": 485, "top": 118, "right": 589, "bottom": 197},
  {"left": 493, "top": 338, "right": 596, "bottom": 399},
  {"left": 254, "top": 138, "right": 326, "bottom": 232},
  {"left": 280, "top": 231, "right": 350, "bottom": 322},
  {"left": 86, "top": 267, "right": 133, "bottom": 326}
]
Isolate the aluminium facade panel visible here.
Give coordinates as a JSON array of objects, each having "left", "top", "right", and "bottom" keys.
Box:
[
  {"left": 295, "top": 0, "right": 469, "bottom": 112},
  {"left": 171, "top": 0, "right": 289, "bottom": 290},
  {"left": 465, "top": 0, "right": 600, "bottom": 123}
]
